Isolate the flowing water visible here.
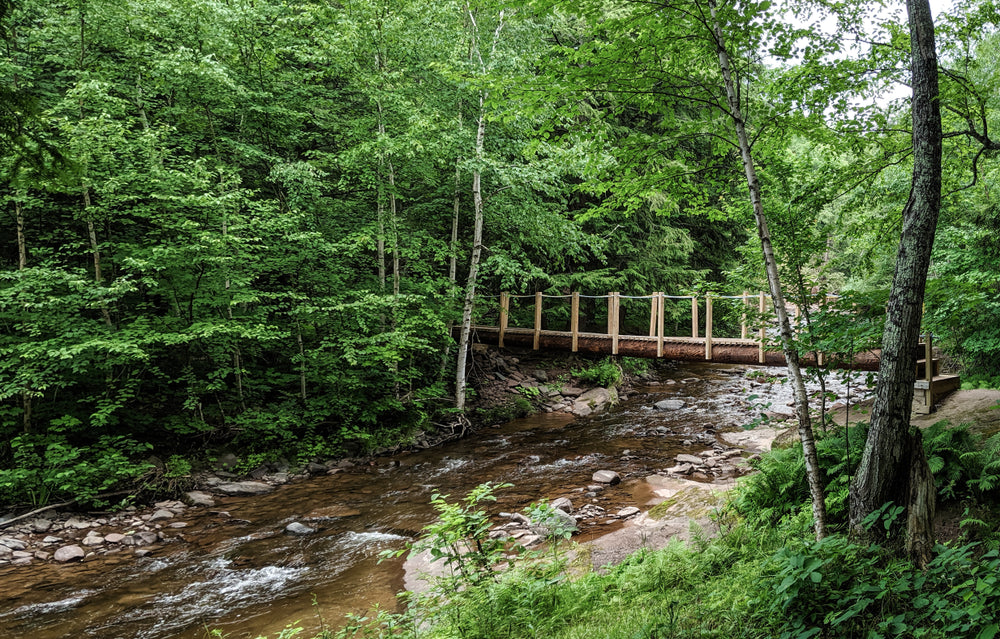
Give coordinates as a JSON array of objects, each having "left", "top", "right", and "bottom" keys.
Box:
[{"left": 0, "top": 363, "right": 873, "bottom": 639}]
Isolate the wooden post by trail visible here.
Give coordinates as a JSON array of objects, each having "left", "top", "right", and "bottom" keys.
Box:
[
  {"left": 656, "top": 292, "right": 665, "bottom": 358},
  {"left": 691, "top": 296, "right": 698, "bottom": 338},
  {"left": 499, "top": 292, "right": 509, "bottom": 348},
  {"left": 649, "top": 294, "right": 657, "bottom": 337},
  {"left": 705, "top": 295, "right": 714, "bottom": 360},
  {"left": 571, "top": 291, "right": 580, "bottom": 353},
  {"left": 610, "top": 291, "right": 620, "bottom": 355},
  {"left": 533, "top": 291, "right": 542, "bottom": 350},
  {"left": 758, "top": 291, "right": 766, "bottom": 364},
  {"left": 925, "top": 332, "right": 933, "bottom": 383},
  {"left": 741, "top": 291, "right": 749, "bottom": 339}
]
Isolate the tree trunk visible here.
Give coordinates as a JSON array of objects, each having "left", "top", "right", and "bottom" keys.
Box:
[
  {"left": 455, "top": 102, "right": 487, "bottom": 412},
  {"left": 15, "top": 196, "right": 26, "bottom": 270},
  {"left": 454, "top": 8, "right": 505, "bottom": 412},
  {"left": 849, "top": 0, "right": 940, "bottom": 567},
  {"left": 83, "top": 187, "right": 114, "bottom": 329},
  {"left": 707, "top": 0, "right": 827, "bottom": 540}
]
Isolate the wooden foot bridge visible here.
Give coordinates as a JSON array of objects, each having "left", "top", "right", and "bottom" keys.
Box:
[{"left": 470, "top": 291, "right": 960, "bottom": 414}]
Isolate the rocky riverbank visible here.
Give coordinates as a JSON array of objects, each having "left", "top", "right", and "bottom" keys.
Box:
[{"left": 0, "top": 350, "right": 639, "bottom": 569}]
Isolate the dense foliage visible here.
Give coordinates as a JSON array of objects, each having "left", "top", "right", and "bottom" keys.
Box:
[{"left": 1, "top": 0, "right": 1000, "bottom": 508}]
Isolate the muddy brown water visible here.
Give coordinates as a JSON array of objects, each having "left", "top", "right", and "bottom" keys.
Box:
[{"left": 0, "top": 363, "right": 872, "bottom": 639}]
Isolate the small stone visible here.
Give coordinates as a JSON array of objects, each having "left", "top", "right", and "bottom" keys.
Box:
[
  {"left": 214, "top": 481, "right": 274, "bottom": 496},
  {"left": 0, "top": 537, "right": 26, "bottom": 551},
  {"left": 34, "top": 551, "right": 51, "bottom": 561},
  {"left": 675, "top": 454, "right": 703, "bottom": 465},
  {"left": 184, "top": 491, "right": 216, "bottom": 508},
  {"left": 82, "top": 535, "right": 104, "bottom": 547},
  {"left": 104, "top": 533, "right": 126, "bottom": 544},
  {"left": 586, "top": 485, "right": 605, "bottom": 492},
  {"left": 149, "top": 509, "right": 175, "bottom": 522},
  {"left": 551, "top": 497, "right": 573, "bottom": 513},
  {"left": 137, "top": 532, "right": 159, "bottom": 545},
  {"left": 65, "top": 518, "right": 92, "bottom": 530},
  {"left": 30, "top": 518, "right": 53, "bottom": 533},
  {"left": 11, "top": 557, "right": 31, "bottom": 566},
  {"left": 592, "top": 470, "right": 621, "bottom": 485},
  {"left": 54, "top": 545, "right": 86, "bottom": 562},
  {"left": 168, "top": 522, "right": 189, "bottom": 529},
  {"left": 12, "top": 550, "right": 33, "bottom": 559},
  {"left": 654, "top": 399, "right": 686, "bottom": 411},
  {"left": 285, "top": 522, "right": 316, "bottom": 536},
  {"left": 616, "top": 507, "right": 641, "bottom": 518},
  {"left": 518, "top": 534, "right": 543, "bottom": 548},
  {"left": 41, "top": 535, "right": 63, "bottom": 545},
  {"left": 306, "top": 462, "right": 327, "bottom": 475},
  {"left": 134, "top": 548, "right": 153, "bottom": 557}
]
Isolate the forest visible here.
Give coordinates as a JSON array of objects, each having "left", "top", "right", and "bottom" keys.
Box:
[{"left": 1, "top": 0, "right": 999, "bottom": 518}]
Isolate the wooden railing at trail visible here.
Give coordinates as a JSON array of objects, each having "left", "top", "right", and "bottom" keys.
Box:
[{"left": 470, "top": 291, "right": 884, "bottom": 371}]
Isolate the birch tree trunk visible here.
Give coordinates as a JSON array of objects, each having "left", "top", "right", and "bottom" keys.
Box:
[
  {"left": 707, "top": 0, "right": 827, "bottom": 540},
  {"left": 849, "top": 0, "right": 940, "bottom": 567},
  {"left": 455, "top": 8, "right": 505, "bottom": 412}
]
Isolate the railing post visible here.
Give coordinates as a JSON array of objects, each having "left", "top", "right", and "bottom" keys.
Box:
[
  {"left": 925, "top": 332, "right": 933, "bottom": 382},
  {"left": 649, "top": 294, "right": 657, "bottom": 337},
  {"left": 705, "top": 294, "right": 713, "bottom": 360},
  {"left": 499, "top": 292, "right": 509, "bottom": 348},
  {"left": 657, "top": 292, "right": 665, "bottom": 358},
  {"left": 533, "top": 291, "right": 542, "bottom": 350},
  {"left": 691, "top": 296, "right": 698, "bottom": 339},
  {"left": 571, "top": 291, "right": 580, "bottom": 353},
  {"left": 741, "top": 290, "right": 748, "bottom": 339},
  {"left": 758, "top": 291, "right": 766, "bottom": 364},
  {"left": 611, "top": 291, "right": 620, "bottom": 355}
]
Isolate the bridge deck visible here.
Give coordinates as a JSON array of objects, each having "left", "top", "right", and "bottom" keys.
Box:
[{"left": 470, "top": 326, "right": 883, "bottom": 371}]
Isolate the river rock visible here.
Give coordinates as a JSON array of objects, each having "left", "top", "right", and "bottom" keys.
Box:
[
  {"left": 34, "top": 550, "right": 51, "bottom": 561},
  {"left": 551, "top": 497, "right": 573, "bottom": 513},
  {"left": 82, "top": 534, "right": 104, "bottom": 547},
  {"left": 11, "top": 557, "right": 32, "bottom": 566},
  {"left": 65, "top": 517, "right": 92, "bottom": 530},
  {"left": 616, "top": 507, "right": 640, "bottom": 518},
  {"left": 571, "top": 403, "right": 593, "bottom": 417},
  {"left": 518, "top": 534, "right": 544, "bottom": 548},
  {"left": 0, "top": 545, "right": 10, "bottom": 556},
  {"left": 136, "top": 531, "right": 159, "bottom": 545},
  {"left": 54, "top": 545, "right": 86, "bottom": 562},
  {"left": 215, "top": 481, "right": 275, "bottom": 496},
  {"left": 104, "top": 533, "right": 126, "bottom": 544},
  {"left": 30, "top": 518, "right": 53, "bottom": 533},
  {"left": 592, "top": 470, "right": 621, "bottom": 485},
  {"left": 1, "top": 537, "right": 26, "bottom": 551},
  {"left": 654, "top": 399, "right": 686, "bottom": 411},
  {"left": 149, "top": 509, "right": 175, "bottom": 522},
  {"left": 561, "top": 386, "right": 584, "bottom": 397},
  {"left": 532, "top": 369, "right": 548, "bottom": 382},
  {"left": 576, "top": 387, "right": 613, "bottom": 413},
  {"left": 285, "top": 522, "right": 316, "bottom": 536},
  {"left": 675, "top": 454, "right": 703, "bottom": 465},
  {"left": 184, "top": 491, "right": 216, "bottom": 508},
  {"left": 41, "top": 535, "right": 63, "bottom": 545},
  {"left": 306, "top": 462, "right": 327, "bottom": 475}
]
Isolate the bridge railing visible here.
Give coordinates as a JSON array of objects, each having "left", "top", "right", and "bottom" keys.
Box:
[{"left": 474, "top": 291, "right": 833, "bottom": 361}]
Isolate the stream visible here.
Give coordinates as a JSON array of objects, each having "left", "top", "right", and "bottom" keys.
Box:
[{"left": 0, "top": 363, "right": 873, "bottom": 639}]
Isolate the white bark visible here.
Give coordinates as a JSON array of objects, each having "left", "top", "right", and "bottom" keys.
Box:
[{"left": 707, "top": 0, "right": 826, "bottom": 539}]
